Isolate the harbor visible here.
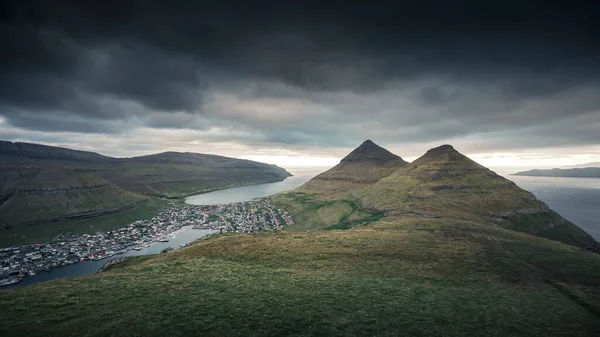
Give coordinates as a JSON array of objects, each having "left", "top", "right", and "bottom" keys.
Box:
[{"left": 1, "top": 197, "right": 294, "bottom": 288}]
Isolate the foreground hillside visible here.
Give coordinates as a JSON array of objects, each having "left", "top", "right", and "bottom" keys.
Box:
[
  {"left": 0, "top": 141, "right": 290, "bottom": 246},
  {"left": 1, "top": 220, "right": 599, "bottom": 336}
]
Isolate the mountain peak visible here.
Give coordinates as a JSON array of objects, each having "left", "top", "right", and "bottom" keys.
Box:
[
  {"left": 411, "top": 144, "right": 484, "bottom": 169},
  {"left": 426, "top": 144, "right": 455, "bottom": 153},
  {"left": 361, "top": 139, "right": 375, "bottom": 146},
  {"left": 419, "top": 144, "right": 461, "bottom": 158},
  {"left": 341, "top": 140, "right": 405, "bottom": 164},
  {"left": 301, "top": 140, "right": 407, "bottom": 185}
]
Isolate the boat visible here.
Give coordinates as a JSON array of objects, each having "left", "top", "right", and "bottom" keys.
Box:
[
  {"left": 158, "top": 238, "right": 169, "bottom": 242},
  {"left": 0, "top": 278, "right": 20, "bottom": 287},
  {"left": 132, "top": 247, "right": 142, "bottom": 251}
]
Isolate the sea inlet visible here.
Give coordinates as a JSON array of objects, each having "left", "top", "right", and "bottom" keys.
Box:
[{"left": 2, "top": 174, "right": 313, "bottom": 288}]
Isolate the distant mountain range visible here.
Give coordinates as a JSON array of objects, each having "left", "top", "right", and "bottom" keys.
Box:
[
  {"left": 513, "top": 167, "right": 600, "bottom": 178},
  {"left": 564, "top": 162, "right": 600, "bottom": 168},
  {"left": 0, "top": 141, "right": 291, "bottom": 246}
]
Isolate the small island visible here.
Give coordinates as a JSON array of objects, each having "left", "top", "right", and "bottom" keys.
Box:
[{"left": 512, "top": 167, "right": 600, "bottom": 178}]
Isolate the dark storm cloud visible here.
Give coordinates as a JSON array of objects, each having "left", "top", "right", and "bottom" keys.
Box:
[{"left": 1, "top": 0, "right": 599, "bottom": 150}]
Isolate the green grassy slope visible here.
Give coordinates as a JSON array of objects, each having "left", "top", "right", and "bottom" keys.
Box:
[
  {"left": 284, "top": 143, "right": 599, "bottom": 252},
  {"left": 0, "top": 198, "right": 171, "bottom": 247},
  {"left": 93, "top": 152, "right": 292, "bottom": 197},
  {"left": 0, "top": 141, "right": 291, "bottom": 246},
  {"left": 272, "top": 192, "right": 384, "bottom": 231},
  {"left": 2, "top": 220, "right": 599, "bottom": 336},
  {"left": 0, "top": 167, "right": 147, "bottom": 224}
]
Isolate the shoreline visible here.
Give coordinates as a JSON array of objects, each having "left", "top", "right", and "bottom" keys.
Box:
[
  {"left": 0, "top": 176, "right": 292, "bottom": 249},
  {"left": 2, "top": 177, "right": 304, "bottom": 288}
]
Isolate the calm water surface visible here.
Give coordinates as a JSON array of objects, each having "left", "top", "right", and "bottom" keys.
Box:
[
  {"left": 7, "top": 226, "right": 217, "bottom": 289},
  {"left": 505, "top": 173, "right": 600, "bottom": 240},
  {"left": 185, "top": 174, "right": 314, "bottom": 205}
]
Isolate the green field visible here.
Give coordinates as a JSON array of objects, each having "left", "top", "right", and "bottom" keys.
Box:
[
  {"left": 2, "top": 220, "right": 599, "bottom": 336},
  {"left": 0, "top": 198, "right": 172, "bottom": 247},
  {"left": 272, "top": 192, "right": 384, "bottom": 232}
]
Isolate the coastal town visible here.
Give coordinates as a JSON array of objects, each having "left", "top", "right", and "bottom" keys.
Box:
[{"left": 0, "top": 198, "right": 294, "bottom": 286}]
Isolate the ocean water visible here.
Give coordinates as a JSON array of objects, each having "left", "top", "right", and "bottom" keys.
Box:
[
  {"left": 184, "top": 174, "right": 314, "bottom": 205},
  {"left": 501, "top": 173, "right": 600, "bottom": 240}
]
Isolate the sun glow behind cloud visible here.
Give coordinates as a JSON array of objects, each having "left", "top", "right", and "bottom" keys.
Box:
[
  {"left": 471, "top": 152, "right": 600, "bottom": 169},
  {"left": 239, "top": 155, "right": 340, "bottom": 167},
  {"left": 241, "top": 150, "right": 600, "bottom": 171}
]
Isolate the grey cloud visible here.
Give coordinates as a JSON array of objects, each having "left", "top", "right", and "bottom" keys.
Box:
[
  {"left": 3, "top": 111, "right": 129, "bottom": 134},
  {"left": 85, "top": 45, "right": 206, "bottom": 112},
  {"left": 1, "top": 0, "right": 600, "bottom": 153}
]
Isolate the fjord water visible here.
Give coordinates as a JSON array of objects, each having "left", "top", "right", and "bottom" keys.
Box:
[
  {"left": 7, "top": 226, "right": 217, "bottom": 289},
  {"left": 7, "top": 173, "right": 315, "bottom": 288},
  {"left": 507, "top": 174, "right": 600, "bottom": 240},
  {"left": 185, "top": 173, "right": 314, "bottom": 205}
]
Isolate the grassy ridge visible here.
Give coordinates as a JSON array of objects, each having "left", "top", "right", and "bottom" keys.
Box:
[
  {"left": 272, "top": 192, "right": 384, "bottom": 231},
  {"left": 0, "top": 198, "right": 172, "bottom": 247},
  {"left": 2, "top": 221, "right": 599, "bottom": 336}
]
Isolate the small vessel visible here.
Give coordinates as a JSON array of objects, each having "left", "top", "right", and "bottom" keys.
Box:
[
  {"left": 132, "top": 247, "right": 142, "bottom": 251},
  {"left": 158, "top": 238, "right": 169, "bottom": 242},
  {"left": 0, "top": 278, "right": 20, "bottom": 287}
]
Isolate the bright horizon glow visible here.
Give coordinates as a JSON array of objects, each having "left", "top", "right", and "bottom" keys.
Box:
[
  {"left": 239, "top": 155, "right": 341, "bottom": 167},
  {"left": 238, "top": 152, "right": 600, "bottom": 171}
]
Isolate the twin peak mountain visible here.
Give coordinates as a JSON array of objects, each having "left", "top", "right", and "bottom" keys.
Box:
[
  {"left": 312, "top": 140, "right": 481, "bottom": 184},
  {"left": 299, "top": 140, "right": 599, "bottom": 252}
]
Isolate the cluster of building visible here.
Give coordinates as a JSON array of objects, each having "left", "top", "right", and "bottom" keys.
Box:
[
  {"left": 193, "top": 198, "right": 294, "bottom": 233},
  {"left": 0, "top": 198, "right": 294, "bottom": 286}
]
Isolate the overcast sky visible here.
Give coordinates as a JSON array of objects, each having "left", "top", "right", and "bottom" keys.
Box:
[{"left": 1, "top": 1, "right": 599, "bottom": 169}]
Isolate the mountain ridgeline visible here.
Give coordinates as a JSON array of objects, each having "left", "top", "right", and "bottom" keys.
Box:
[
  {"left": 275, "top": 141, "right": 599, "bottom": 252},
  {"left": 513, "top": 167, "right": 600, "bottom": 178},
  {"left": 0, "top": 141, "right": 291, "bottom": 245}
]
